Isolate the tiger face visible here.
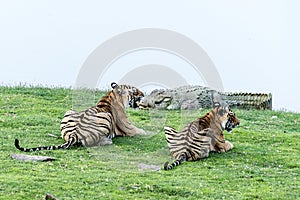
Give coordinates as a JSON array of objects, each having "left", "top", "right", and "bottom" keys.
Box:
[
  {"left": 111, "top": 82, "right": 144, "bottom": 109},
  {"left": 211, "top": 101, "right": 231, "bottom": 131},
  {"left": 225, "top": 109, "right": 240, "bottom": 132},
  {"left": 128, "top": 87, "right": 144, "bottom": 109}
]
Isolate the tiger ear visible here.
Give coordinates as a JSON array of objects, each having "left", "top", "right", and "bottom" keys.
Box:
[
  {"left": 211, "top": 92, "right": 222, "bottom": 108},
  {"left": 117, "top": 88, "right": 123, "bottom": 95},
  {"left": 211, "top": 92, "right": 227, "bottom": 108},
  {"left": 211, "top": 92, "right": 228, "bottom": 108},
  {"left": 111, "top": 82, "right": 118, "bottom": 89},
  {"left": 213, "top": 102, "right": 221, "bottom": 108},
  {"left": 132, "top": 87, "right": 137, "bottom": 94}
]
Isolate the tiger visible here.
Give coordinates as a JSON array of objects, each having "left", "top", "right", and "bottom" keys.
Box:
[
  {"left": 164, "top": 92, "right": 239, "bottom": 170},
  {"left": 15, "top": 82, "right": 146, "bottom": 152}
]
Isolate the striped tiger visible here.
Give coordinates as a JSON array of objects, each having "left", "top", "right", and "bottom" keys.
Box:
[
  {"left": 164, "top": 93, "right": 239, "bottom": 170},
  {"left": 15, "top": 82, "right": 146, "bottom": 152}
]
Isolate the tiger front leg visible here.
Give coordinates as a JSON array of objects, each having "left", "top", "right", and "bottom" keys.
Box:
[
  {"left": 125, "top": 126, "right": 147, "bottom": 136},
  {"left": 133, "top": 127, "right": 147, "bottom": 135},
  {"left": 114, "top": 123, "right": 147, "bottom": 137},
  {"left": 83, "top": 136, "right": 113, "bottom": 147},
  {"left": 223, "top": 140, "right": 234, "bottom": 152},
  {"left": 213, "top": 140, "right": 234, "bottom": 153}
]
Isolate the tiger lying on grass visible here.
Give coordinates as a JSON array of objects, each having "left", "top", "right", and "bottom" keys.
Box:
[
  {"left": 164, "top": 93, "right": 239, "bottom": 170},
  {"left": 15, "top": 82, "right": 147, "bottom": 151}
]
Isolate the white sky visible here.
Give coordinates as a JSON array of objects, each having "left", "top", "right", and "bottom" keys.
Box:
[{"left": 0, "top": 0, "right": 299, "bottom": 112}]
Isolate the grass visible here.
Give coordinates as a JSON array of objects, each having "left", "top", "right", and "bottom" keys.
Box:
[{"left": 0, "top": 86, "right": 299, "bottom": 200}]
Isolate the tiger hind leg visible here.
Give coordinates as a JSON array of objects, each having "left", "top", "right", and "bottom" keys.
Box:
[{"left": 98, "top": 137, "right": 113, "bottom": 146}]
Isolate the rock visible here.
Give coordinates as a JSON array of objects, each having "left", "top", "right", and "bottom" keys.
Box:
[
  {"left": 45, "top": 193, "right": 60, "bottom": 200},
  {"left": 137, "top": 163, "right": 161, "bottom": 171},
  {"left": 10, "top": 154, "right": 55, "bottom": 162}
]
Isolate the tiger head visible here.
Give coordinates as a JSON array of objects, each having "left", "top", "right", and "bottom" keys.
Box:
[
  {"left": 225, "top": 109, "right": 240, "bottom": 132},
  {"left": 211, "top": 92, "right": 239, "bottom": 132},
  {"left": 111, "top": 82, "right": 144, "bottom": 108}
]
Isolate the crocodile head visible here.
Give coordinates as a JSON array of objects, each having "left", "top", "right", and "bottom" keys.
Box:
[{"left": 138, "top": 89, "right": 173, "bottom": 109}]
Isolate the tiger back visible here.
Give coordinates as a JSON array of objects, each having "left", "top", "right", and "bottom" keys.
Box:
[{"left": 164, "top": 93, "right": 239, "bottom": 170}]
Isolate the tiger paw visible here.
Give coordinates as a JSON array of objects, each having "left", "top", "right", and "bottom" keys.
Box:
[
  {"left": 137, "top": 128, "right": 148, "bottom": 135},
  {"left": 224, "top": 140, "right": 234, "bottom": 151}
]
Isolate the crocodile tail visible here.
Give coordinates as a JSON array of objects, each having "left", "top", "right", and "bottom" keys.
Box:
[{"left": 223, "top": 92, "right": 272, "bottom": 110}]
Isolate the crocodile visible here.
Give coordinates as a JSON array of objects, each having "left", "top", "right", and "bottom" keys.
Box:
[{"left": 138, "top": 85, "right": 272, "bottom": 110}]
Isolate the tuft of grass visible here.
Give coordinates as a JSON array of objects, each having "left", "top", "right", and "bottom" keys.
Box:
[{"left": 0, "top": 86, "right": 299, "bottom": 200}]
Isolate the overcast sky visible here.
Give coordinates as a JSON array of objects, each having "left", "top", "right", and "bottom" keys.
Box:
[{"left": 0, "top": 0, "right": 299, "bottom": 112}]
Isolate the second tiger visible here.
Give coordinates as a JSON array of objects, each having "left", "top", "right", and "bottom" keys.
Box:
[{"left": 164, "top": 92, "right": 240, "bottom": 170}]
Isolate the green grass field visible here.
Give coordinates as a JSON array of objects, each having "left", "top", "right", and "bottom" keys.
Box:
[{"left": 0, "top": 86, "right": 299, "bottom": 200}]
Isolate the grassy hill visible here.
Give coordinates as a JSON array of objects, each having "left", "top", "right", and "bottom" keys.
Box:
[{"left": 0, "top": 86, "right": 299, "bottom": 200}]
